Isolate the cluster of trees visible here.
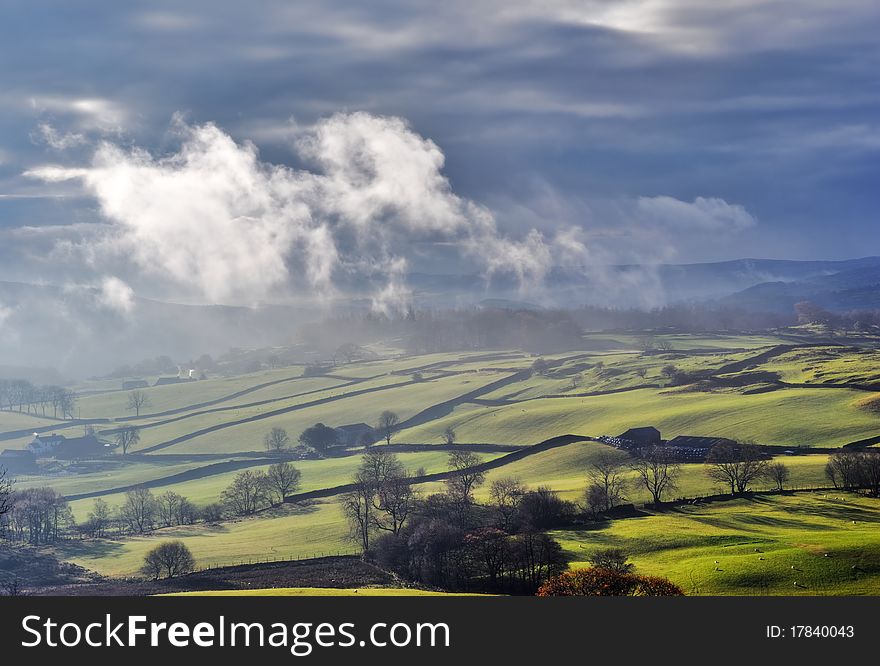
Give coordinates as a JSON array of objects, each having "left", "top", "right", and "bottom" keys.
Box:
[
  {"left": 0, "top": 380, "right": 76, "bottom": 418},
  {"left": 220, "top": 463, "right": 302, "bottom": 516},
  {"left": 294, "top": 411, "right": 400, "bottom": 454},
  {"left": 825, "top": 449, "right": 880, "bottom": 495},
  {"left": 342, "top": 449, "right": 573, "bottom": 594},
  {"left": 583, "top": 442, "right": 797, "bottom": 513},
  {"left": 1, "top": 486, "right": 71, "bottom": 544}
]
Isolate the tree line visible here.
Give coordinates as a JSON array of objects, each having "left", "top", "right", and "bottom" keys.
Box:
[{"left": 0, "top": 379, "right": 77, "bottom": 418}]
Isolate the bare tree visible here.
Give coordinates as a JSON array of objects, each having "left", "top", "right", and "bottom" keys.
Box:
[
  {"left": 127, "top": 390, "right": 150, "bottom": 417},
  {"left": 442, "top": 425, "right": 457, "bottom": 446},
  {"left": 156, "top": 491, "right": 192, "bottom": 527},
  {"left": 825, "top": 449, "right": 863, "bottom": 490},
  {"left": 489, "top": 477, "right": 527, "bottom": 530},
  {"left": 266, "top": 461, "right": 302, "bottom": 505},
  {"left": 263, "top": 427, "right": 290, "bottom": 455},
  {"left": 121, "top": 486, "right": 157, "bottom": 533},
  {"left": 706, "top": 442, "right": 770, "bottom": 494},
  {"left": 584, "top": 483, "right": 608, "bottom": 519},
  {"left": 84, "top": 498, "right": 112, "bottom": 538},
  {"left": 587, "top": 451, "right": 629, "bottom": 511},
  {"left": 589, "top": 548, "right": 635, "bottom": 573},
  {"left": 766, "top": 462, "right": 790, "bottom": 491},
  {"left": 342, "top": 472, "right": 374, "bottom": 554},
  {"left": 630, "top": 447, "right": 680, "bottom": 504},
  {"left": 221, "top": 470, "right": 269, "bottom": 516},
  {"left": 358, "top": 449, "right": 416, "bottom": 535},
  {"left": 0, "top": 466, "right": 12, "bottom": 521},
  {"left": 141, "top": 541, "right": 196, "bottom": 580},
  {"left": 377, "top": 410, "right": 401, "bottom": 445},
  {"left": 114, "top": 426, "right": 141, "bottom": 455},
  {"left": 446, "top": 450, "right": 486, "bottom": 503}
]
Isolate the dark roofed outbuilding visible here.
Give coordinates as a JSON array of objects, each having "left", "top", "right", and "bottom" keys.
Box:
[{"left": 617, "top": 426, "right": 661, "bottom": 447}]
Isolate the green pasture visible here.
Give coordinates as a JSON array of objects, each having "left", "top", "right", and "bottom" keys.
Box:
[
  {"left": 475, "top": 441, "right": 832, "bottom": 503},
  {"left": 399, "top": 386, "right": 880, "bottom": 447},
  {"left": 553, "top": 493, "right": 880, "bottom": 595},
  {"left": 0, "top": 410, "right": 61, "bottom": 436},
  {"left": 158, "top": 371, "right": 515, "bottom": 455},
  {"left": 57, "top": 499, "right": 353, "bottom": 576},
  {"left": 66, "top": 450, "right": 500, "bottom": 521}
]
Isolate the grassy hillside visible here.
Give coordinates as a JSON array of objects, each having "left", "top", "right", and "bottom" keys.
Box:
[
  {"left": 553, "top": 493, "right": 880, "bottom": 595},
  {"left": 400, "top": 386, "right": 880, "bottom": 448},
  {"left": 57, "top": 499, "right": 352, "bottom": 576}
]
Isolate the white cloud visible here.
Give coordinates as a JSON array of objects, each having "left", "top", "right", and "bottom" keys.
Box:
[
  {"left": 636, "top": 195, "right": 757, "bottom": 232},
  {"left": 33, "top": 123, "right": 87, "bottom": 150},
  {"left": 26, "top": 112, "right": 586, "bottom": 308},
  {"left": 97, "top": 276, "right": 135, "bottom": 313},
  {"left": 29, "top": 96, "right": 129, "bottom": 133}
]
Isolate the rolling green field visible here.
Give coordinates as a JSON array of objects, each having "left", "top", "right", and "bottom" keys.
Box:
[
  {"left": 5, "top": 333, "right": 880, "bottom": 595},
  {"left": 553, "top": 493, "right": 880, "bottom": 595},
  {"left": 58, "top": 499, "right": 352, "bottom": 576},
  {"left": 64, "top": 450, "right": 499, "bottom": 521},
  {"left": 399, "top": 386, "right": 880, "bottom": 448}
]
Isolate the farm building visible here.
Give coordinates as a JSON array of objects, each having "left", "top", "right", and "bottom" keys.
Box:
[
  {"left": 122, "top": 379, "right": 149, "bottom": 390},
  {"left": 27, "top": 433, "right": 66, "bottom": 456},
  {"left": 334, "top": 423, "right": 377, "bottom": 447},
  {"left": 27, "top": 433, "right": 110, "bottom": 459},
  {"left": 617, "top": 426, "right": 661, "bottom": 448},
  {"left": 0, "top": 448, "right": 38, "bottom": 473},
  {"left": 154, "top": 376, "right": 194, "bottom": 386}
]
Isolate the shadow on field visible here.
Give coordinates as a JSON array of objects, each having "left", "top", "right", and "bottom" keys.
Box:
[
  {"left": 751, "top": 494, "right": 880, "bottom": 523},
  {"left": 51, "top": 539, "right": 127, "bottom": 561}
]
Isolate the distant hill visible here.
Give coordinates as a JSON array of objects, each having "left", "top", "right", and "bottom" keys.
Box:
[
  {"left": 410, "top": 257, "right": 880, "bottom": 307},
  {"left": 722, "top": 264, "right": 880, "bottom": 313}
]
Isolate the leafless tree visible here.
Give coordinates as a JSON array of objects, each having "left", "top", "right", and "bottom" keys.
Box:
[
  {"left": 825, "top": 449, "right": 864, "bottom": 490},
  {"left": 0, "top": 466, "right": 12, "bottom": 522},
  {"left": 766, "top": 462, "right": 790, "bottom": 491},
  {"left": 156, "top": 491, "right": 195, "bottom": 527},
  {"left": 489, "top": 477, "right": 527, "bottom": 530},
  {"left": 630, "top": 447, "right": 680, "bottom": 504},
  {"left": 584, "top": 483, "right": 609, "bottom": 519},
  {"left": 141, "top": 541, "right": 196, "bottom": 580},
  {"left": 84, "top": 498, "right": 112, "bottom": 538},
  {"left": 127, "top": 390, "right": 150, "bottom": 417},
  {"left": 263, "top": 427, "right": 290, "bottom": 454},
  {"left": 706, "top": 442, "right": 770, "bottom": 494},
  {"left": 114, "top": 426, "right": 141, "bottom": 455},
  {"left": 342, "top": 472, "right": 374, "bottom": 554},
  {"left": 589, "top": 548, "right": 635, "bottom": 573},
  {"left": 121, "top": 486, "right": 157, "bottom": 533},
  {"left": 587, "top": 451, "right": 629, "bottom": 511},
  {"left": 220, "top": 470, "right": 270, "bottom": 516},
  {"left": 377, "top": 410, "right": 401, "bottom": 445},
  {"left": 358, "top": 449, "right": 416, "bottom": 535},
  {"left": 266, "top": 461, "right": 302, "bottom": 505},
  {"left": 446, "top": 450, "right": 486, "bottom": 503},
  {"left": 442, "top": 425, "right": 457, "bottom": 446}
]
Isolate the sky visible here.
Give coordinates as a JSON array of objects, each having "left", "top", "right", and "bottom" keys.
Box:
[{"left": 0, "top": 0, "right": 878, "bottom": 309}]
